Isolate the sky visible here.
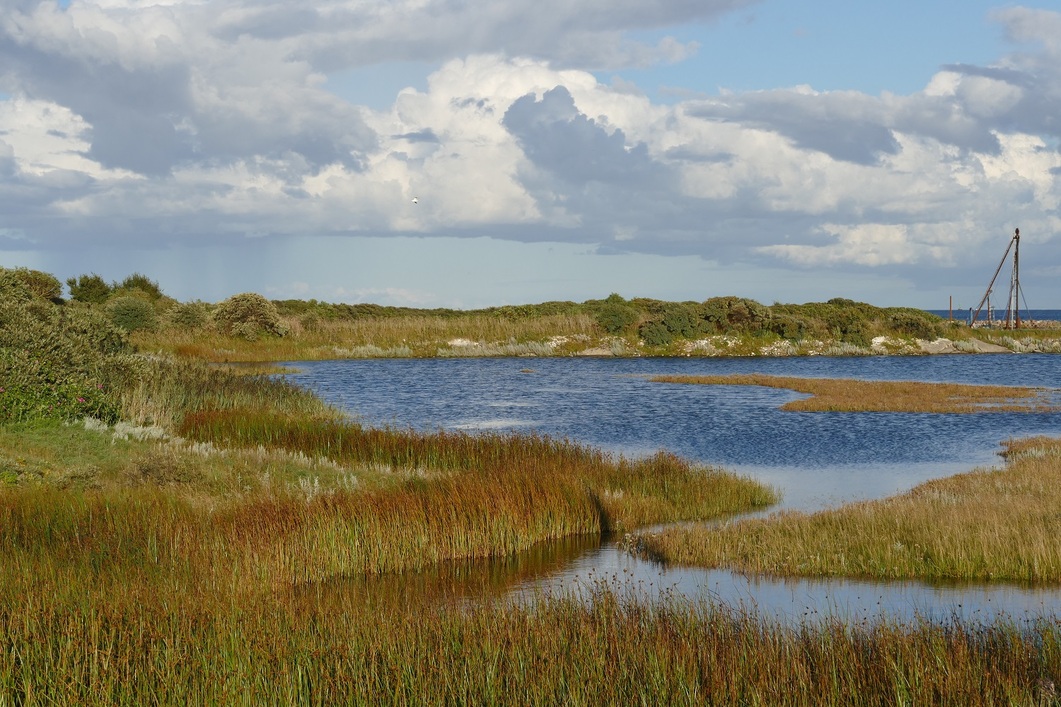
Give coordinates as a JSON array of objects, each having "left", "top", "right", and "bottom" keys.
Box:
[{"left": 1, "top": 1, "right": 1060, "bottom": 310}]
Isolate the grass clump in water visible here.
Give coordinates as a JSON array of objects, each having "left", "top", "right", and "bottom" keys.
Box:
[{"left": 650, "top": 373, "right": 1060, "bottom": 413}]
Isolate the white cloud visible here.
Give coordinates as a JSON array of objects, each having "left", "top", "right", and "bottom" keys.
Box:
[{"left": 0, "top": 1, "right": 1060, "bottom": 306}]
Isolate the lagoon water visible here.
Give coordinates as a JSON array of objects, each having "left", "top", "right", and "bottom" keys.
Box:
[{"left": 285, "top": 354, "right": 1061, "bottom": 622}]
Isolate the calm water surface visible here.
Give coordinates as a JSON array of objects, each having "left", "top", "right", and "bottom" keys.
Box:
[{"left": 285, "top": 354, "right": 1061, "bottom": 622}]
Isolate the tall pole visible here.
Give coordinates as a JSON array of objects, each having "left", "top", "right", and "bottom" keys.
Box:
[
  {"left": 1013, "top": 228, "right": 1021, "bottom": 329},
  {"left": 971, "top": 230, "right": 1017, "bottom": 326}
]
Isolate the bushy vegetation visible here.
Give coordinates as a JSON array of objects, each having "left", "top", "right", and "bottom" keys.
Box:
[
  {"left": 211, "top": 292, "right": 289, "bottom": 340},
  {"left": 66, "top": 273, "right": 111, "bottom": 304},
  {"left": 106, "top": 294, "right": 159, "bottom": 332},
  {"left": 629, "top": 296, "right": 947, "bottom": 348},
  {"left": 591, "top": 293, "right": 641, "bottom": 335},
  {"left": 12, "top": 267, "right": 63, "bottom": 302},
  {"left": 0, "top": 268, "right": 131, "bottom": 424},
  {"left": 48, "top": 265, "right": 971, "bottom": 360}
]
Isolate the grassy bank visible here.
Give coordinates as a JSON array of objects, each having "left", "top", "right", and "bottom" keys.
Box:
[
  {"left": 650, "top": 373, "right": 1061, "bottom": 413},
  {"left": 3, "top": 586, "right": 1060, "bottom": 705},
  {"left": 1, "top": 415, "right": 774, "bottom": 594},
  {"left": 633, "top": 437, "right": 1061, "bottom": 583}
]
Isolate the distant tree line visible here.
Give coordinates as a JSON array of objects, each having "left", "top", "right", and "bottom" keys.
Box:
[{"left": 4, "top": 267, "right": 948, "bottom": 354}]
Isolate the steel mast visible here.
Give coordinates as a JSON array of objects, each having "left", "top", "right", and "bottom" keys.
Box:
[{"left": 971, "top": 228, "right": 1022, "bottom": 329}]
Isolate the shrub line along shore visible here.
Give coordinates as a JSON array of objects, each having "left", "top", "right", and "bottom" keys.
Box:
[{"left": 5, "top": 266, "right": 1061, "bottom": 702}]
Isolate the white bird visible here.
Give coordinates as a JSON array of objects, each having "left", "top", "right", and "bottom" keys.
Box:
[{"left": 411, "top": 196, "right": 419, "bottom": 204}]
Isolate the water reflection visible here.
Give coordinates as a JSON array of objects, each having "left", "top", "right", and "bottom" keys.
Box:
[
  {"left": 292, "top": 534, "right": 601, "bottom": 609},
  {"left": 283, "top": 355, "right": 1061, "bottom": 621}
]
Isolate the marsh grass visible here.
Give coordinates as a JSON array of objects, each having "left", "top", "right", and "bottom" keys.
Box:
[
  {"left": 119, "top": 357, "right": 331, "bottom": 428},
  {"left": 650, "top": 373, "right": 1060, "bottom": 413},
  {"left": 173, "top": 410, "right": 776, "bottom": 582},
  {"left": 2, "top": 583, "right": 1060, "bottom": 705},
  {"left": 636, "top": 437, "right": 1061, "bottom": 583}
]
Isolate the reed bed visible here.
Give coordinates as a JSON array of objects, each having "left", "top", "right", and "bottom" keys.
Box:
[
  {"left": 2, "top": 582, "right": 1059, "bottom": 705},
  {"left": 650, "top": 373, "right": 1059, "bottom": 413},
  {"left": 636, "top": 437, "right": 1061, "bottom": 583},
  {"left": 172, "top": 410, "right": 775, "bottom": 584},
  {"left": 119, "top": 356, "right": 331, "bottom": 428}
]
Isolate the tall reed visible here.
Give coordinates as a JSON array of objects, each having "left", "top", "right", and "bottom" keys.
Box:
[
  {"left": 2, "top": 582, "right": 1059, "bottom": 705},
  {"left": 173, "top": 410, "right": 775, "bottom": 585}
]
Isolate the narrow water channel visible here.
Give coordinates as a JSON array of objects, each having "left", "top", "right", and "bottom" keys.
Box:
[{"left": 285, "top": 354, "right": 1061, "bottom": 622}]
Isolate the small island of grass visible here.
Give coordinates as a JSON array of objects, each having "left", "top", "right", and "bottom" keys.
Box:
[{"left": 649, "top": 373, "right": 1061, "bottom": 413}]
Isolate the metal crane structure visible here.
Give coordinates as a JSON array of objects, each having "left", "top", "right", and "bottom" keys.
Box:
[{"left": 971, "top": 228, "right": 1028, "bottom": 329}]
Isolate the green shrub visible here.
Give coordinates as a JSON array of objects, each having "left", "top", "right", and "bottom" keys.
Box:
[
  {"left": 10, "top": 268, "right": 62, "bottom": 302},
  {"left": 0, "top": 268, "right": 130, "bottom": 424},
  {"left": 107, "top": 295, "right": 159, "bottom": 332},
  {"left": 660, "top": 303, "right": 704, "bottom": 338},
  {"left": 886, "top": 310, "right": 944, "bottom": 340},
  {"left": 594, "top": 294, "right": 639, "bottom": 335},
  {"left": 0, "top": 269, "right": 33, "bottom": 303},
  {"left": 113, "top": 273, "right": 165, "bottom": 301},
  {"left": 766, "top": 313, "right": 816, "bottom": 340},
  {"left": 211, "top": 293, "right": 289, "bottom": 340},
  {"left": 165, "top": 301, "right": 210, "bottom": 330},
  {"left": 638, "top": 320, "right": 674, "bottom": 346},
  {"left": 66, "top": 273, "right": 111, "bottom": 304},
  {"left": 701, "top": 297, "right": 771, "bottom": 334}
]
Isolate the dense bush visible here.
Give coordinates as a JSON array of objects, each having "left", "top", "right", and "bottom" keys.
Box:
[
  {"left": 887, "top": 309, "right": 945, "bottom": 340},
  {"left": 113, "top": 273, "right": 165, "bottom": 301},
  {"left": 660, "top": 303, "right": 704, "bottom": 338},
  {"left": 638, "top": 320, "right": 674, "bottom": 346},
  {"left": 701, "top": 296, "right": 771, "bottom": 334},
  {"left": 165, "top": 301, "right": 210, "bottom": 330},
  {"left": 66, "top": 273, "right": 111, "bottom": 304},
  {"left": 10, "top": 268, "right": 62, "bottom": 302},
  {"left": 594, "top": 294, "right": 640, "bottom": 335},
  {"left": 107, "top": 295, "right": 159, "bottom": 332},
  {"left": 211, "top": 293, "right": 289, "bottom": 340},
  {"left": 766, "top": 313, "right": 818, "bottom": 341},
  {"left": 0, "top": 268, "right": 130, "bottom": 424}
]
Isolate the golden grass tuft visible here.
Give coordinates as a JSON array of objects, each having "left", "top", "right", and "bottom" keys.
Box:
[
  {"left": 650, "top": 373, "right": 1060, "bottom": 413},
  {"left": 636, "top": 436, "right": 1061, "bottom": 583}
]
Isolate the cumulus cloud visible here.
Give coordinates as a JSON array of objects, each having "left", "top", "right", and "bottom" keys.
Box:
[{"left": 0, "top": 0, "right": 1060, "bottom": 305}]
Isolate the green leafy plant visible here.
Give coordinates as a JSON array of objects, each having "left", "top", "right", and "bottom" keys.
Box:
[
  {"left": 211, "top": 293, "right": 289, "bottom": 340},
  {"left": 107, "top": 295, "right": 159, "bottom": 332},
  {"left": 113, "top": 273, "right": 165, "bottom": 301},
  {"left": 594, "top": 294, "right": 639, "bottom": 335},
  {"left": 0, "top": 268, "right": 130, "bottom": 424},
  {"left": 638, "top": 320, "right": 674, "bottom": 346},
  {"left": 66, "top": 273, "right": 112, "bottom": 304},
  {"left": 164, "top": 301, "right": 209, "bottom": 330},
  {"left": 10, "top": 268, "right": 62, "bottom": 302}
]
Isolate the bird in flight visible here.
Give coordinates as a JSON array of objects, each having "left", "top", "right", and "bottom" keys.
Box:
[{"left": 411, "top": 196, "right": 419, "bottom": 204}]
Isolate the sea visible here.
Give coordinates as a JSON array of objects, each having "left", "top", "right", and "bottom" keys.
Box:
[{"left": 925, "top": 308, "right": 1061, "bottom": 325}]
